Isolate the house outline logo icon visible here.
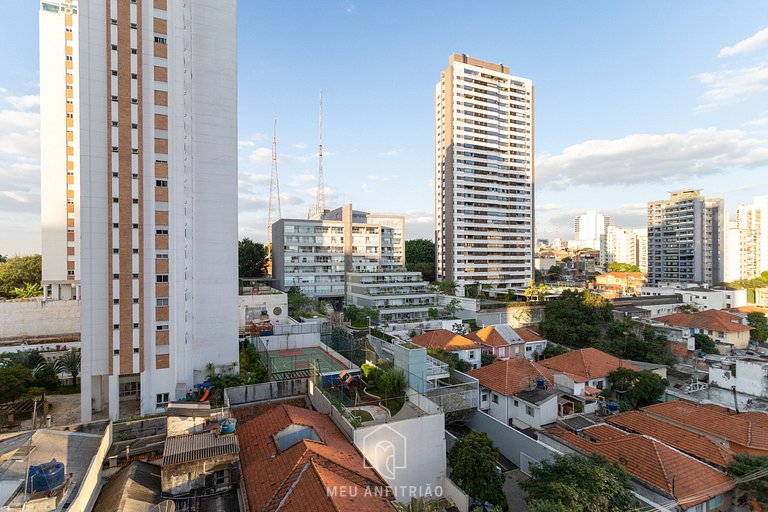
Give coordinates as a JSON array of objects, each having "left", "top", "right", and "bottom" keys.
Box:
[{"left": 361, "top": 423, "right": 407, "bottom": 481}]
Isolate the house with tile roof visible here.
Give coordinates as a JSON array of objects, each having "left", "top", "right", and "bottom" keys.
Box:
[
  {"left": 654, "top": 309, "right": 752, "bottom": 353},
  {"left": 468, "top": 359, "right": 558, "bottom": 429},
  {"left": 466, "top": 325, "right": 547, "bottom": 360},
  {"left": 237, "top": 403, "right": 395, "bottom": 511},
  {"left": 540, "top": 424, "right": 736, "bottom": 511},
  {"left": 537, "top": 348, "right": 640, "bottom": 413},
  {"left": 642, "top": 400, "right": 768, "bottom": 456},
  {"left": 412, "top": 329, "right": 481, "bottom": 369},
  {"left": 593, "top": 271, "right": 646, "bottom": 298}
]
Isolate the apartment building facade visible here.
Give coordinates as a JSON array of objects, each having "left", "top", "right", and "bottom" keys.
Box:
[
  {"left": 346, "top": 271, "right": 436, "bottom": 323},
  {"left": 271, "top": 204, "right": 405, "bottom": 299},
  {"left": 647, "top": 190, "right": 724, "bottom": 285},
  {"left": 435, "top": 54, "right": 534, "bottom": 296},
  {"left": 574, "top": 211, "right": 611, "bottom": 251},
  {"left": 40, "top": 0, "right": 238, "bottom": 421}
]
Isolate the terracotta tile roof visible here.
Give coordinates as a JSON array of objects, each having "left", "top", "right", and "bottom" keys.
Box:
[
  {"left": 467, "top": 358, "right": 554, "bottom": 396},
  {"left": 597, "top": 272, "right": 646, "bottom": 280},
  {"left": 546, "top": 427, "right": 735, "bottom": 508},
  {"left": 539, "top": 348, "right": 639, "bottom": 381},
  {"left": 655, "top": 310, "right": 752, "bottom": 333},
  {"left": 607, "top": 411, "right": 734, "bottom": 467},
  {"left": 514, "top": 327, "right": 545, "bottom": 342},
  {"left": 466, "top": 326, "right": 512, "bottom": 348},
  {"left": 412, "top": 329, "right": 478, "bottom": 351},
  {"left": 642, "top": 400, "right": 768, "bottom": 453},
  {"left": 237, "top": 403, "right": 393, "bottom": 512},
  {"left": 723, "top": 306, "right": 768, "bottom": 314},
  {"left": 582, "top": 424, "right": 629, "bottom": 441}
]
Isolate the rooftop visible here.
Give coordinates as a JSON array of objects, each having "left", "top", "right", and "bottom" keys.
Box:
[
  {"left": 538, "top": 348, "right": 639, "bottom": 382},
  {"left": 467, "top": 358, "right": 553, "bottom": 396},
  {"left": 162, "top": 431, "right": 240, "bottom": 466},
  {"left": 655, "top": 310, "right": 752, "bottom": 333},
  {"left": 412, "top": 329, "right": 478, "bottom": 352},
  {"left": 642, "top": 400, "right": 768, "bottom": 453},
  {"left": 237, "top": 403, "right": 393, "bottom": 512},
  {"left": 607, "top": 411, "right": 734, "bottom": 467},
  {"left": 91, "top": 461, "right": 161, "bottom": 512},
  {"left": 545, "top": 425, "right": 735, "bottom": 508}
]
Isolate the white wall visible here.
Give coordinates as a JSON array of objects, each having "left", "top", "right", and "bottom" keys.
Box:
[
  {"left": 0, "top": 300, "right": 80, "bottom": 339},
  {"left": 239, "top": 293, "right": 289, "bottom": 327},
  {"left": 454, "top": 348, "right": 481, "bottom": 370},
  {"left": 353, "top": 413, "right": 446, "bottom": 503},
  {"left": 735, "top": 359, "right": 768, "bottom": 397},
  {"left": 485, "top": 392, "right": 558, "bottom": 429}
]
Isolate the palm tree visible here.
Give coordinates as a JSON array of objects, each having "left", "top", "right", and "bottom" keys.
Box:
[
  {"left": 54, "top": 349, "right": 80, "bottom": 385},
  {"left": 1, "top": 349, "right": 44, "bottom": 369}
]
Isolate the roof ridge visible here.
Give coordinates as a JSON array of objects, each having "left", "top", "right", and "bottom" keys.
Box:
[
  {"left": 264, "top": 456, "right": 313, "bottom": 511},
  {"left": 647, "top": 436, "right": 673, "bottom": 495},
  {"left": 310, "top": 453, "right": 393, "bottom": 499}
]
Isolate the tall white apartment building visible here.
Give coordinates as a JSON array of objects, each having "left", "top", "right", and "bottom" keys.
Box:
[
  {"left": 575, "top": 211, "right": 611, "bottom": 250},
  {"left": 40, "top": 0, "right": 238, "bottom": 421},
  {"left": 600, "top": 226, "right": 637, "bottom": 266},
  {"left": 435, "top": 54, "right": 534, "bottom": 295},
  {"left": 735, "top": 196, "right": 768, "bottom": 278},
  {"left": 634, "top": 228, "right": 648, "bottom": 273},
  {"left": 271, "top": 204, "right": 405, "bottom": 298},
  {"left": 647, "top": 190, "right": 724, "bottom": 286}
]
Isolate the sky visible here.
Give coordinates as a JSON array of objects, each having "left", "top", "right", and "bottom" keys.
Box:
[{"left": 1, "top": 1, "right": 768, "bottom": 255}]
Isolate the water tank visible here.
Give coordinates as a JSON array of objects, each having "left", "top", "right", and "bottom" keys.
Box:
[
  {"left": 27, "top": 459, "right": 65, "bottom": 493},
  {"left": 535, "top": 378, "right": 546, "bottom": 389},
  {"left": 606, "top": 402, "right": 619, "bottom": 413},
  {"left": 219, "top": 418, "right": 237, "bottom": 435}
]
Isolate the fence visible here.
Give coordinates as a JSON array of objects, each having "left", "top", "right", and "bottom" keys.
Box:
[{"left": 224, "top": 379, "right": 308, "bottom": 407}]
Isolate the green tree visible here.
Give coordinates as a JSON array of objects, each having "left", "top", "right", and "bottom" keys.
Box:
[
  {"left": 605, "top": 263, "right": 641, "bottom": 273},
  {"left": 0, "top": 366, "right": 35, "bottom": 403},
  {"left": 443, "top": 298, "right": 463, "bottom": 317},
  {"left": 405, "top": 239, "right": 435, "bottom": 282},
  {"left": 0, "top": 255, "right": 42, "bottom": 299},
  {"left": 540, "top": 290, "right": 613, "bottom": 348},
  {"left": 54, "top": 349, "right": 81, "bottom": 385},
  {"left": 747, "top": 312, "right": 768, "bottom": 343},
  {"left": 675, "top": 303, "right": 700, "bottom": 314},
  {"left": 33, "top": 365, "right": 60, "bottom": 392},
  {"left": 540, "top": 343, "right": 570, "bottom": 360},
  {"left": 448, "top": 431, "right": 507, "bottom": 510},
  {"left": 524, "top": 280, "right": 551, "bottom": 302},
  {"left": 287, "top": 286, "right": 315, "bottom": 317},
  {"left": 694, "top": 333, "right": 718, "bottom": 354},
  {"left": 428, "top": 307, "right": 439, "bottom": 320},
  {"left": 11, "top": 282, "right": 42, "bottom": 298},
  {"left": 238, "top": 238, "right": 268, "bottom": 278},
  {"left": 608, "top": 368, "right": 667, "bottom": 409},
  {"left": 433, "top": 279, "right": 458, "bottom": 296},
  {"left": 521, "top": 453, "right": 638, "bottom": 512},
  {"left": 1, "top": 350, "right": 44, "bottom": 370},
  {"left": 727, "top": 454, "right": 768, "bottom": 508}
]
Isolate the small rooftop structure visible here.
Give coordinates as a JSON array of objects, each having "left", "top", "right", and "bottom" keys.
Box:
[
  {"left": 655, "top": 310, "right": 752, "bottom": 334},
  {"left": 411, "top": 329, "right": 478, "bottom": 352},
  {"left": 162, "top": 431, "right": 240, "bottom": 466},
  {"left": 467, "top": 358, "right": 553, "bottom": 396},
  {"left": 538, "top": 348, "right": 640, "bottom": 382},
  {"left": 91, "top": 461, "right": 161, "bottom": 512}
]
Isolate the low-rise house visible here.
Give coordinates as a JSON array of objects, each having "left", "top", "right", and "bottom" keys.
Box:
[
  {"left": 346, "top": 271, "right": 437, "bottom": 324},
  {"left": 237, "top": 403, "right": 394, "bottom": 511},
  {"left": 606, "top": 411, "right": 734, "bottom": 469},
  {"left": 468, "top": 358, "right": 557, "bottom": 430},
  {"left": 756, "top": 288, "right": 768, "bottom": 308},
  {"left": 538, "top": 348, "right": 640, "bottom": 414},
  {"left": 541, "top": 424, "right": 735, "bottom": 511},
  {"left": 593, "top": 271, "right": 646, "bottom": 298},
  {"left": 641, "top": 283, "right": 747, "bottom": 310},
  {"left": 412, "top": 329, "right": 481, "bottom": 369},
  {"left": 654, "top": 309, "right": 752, "bottom": 353},
  {"left": 642, "top": 400, "right": 768, "bottom": 456},
  {"left": 465, "top": 325, "right": 547, "bottom": 360}
]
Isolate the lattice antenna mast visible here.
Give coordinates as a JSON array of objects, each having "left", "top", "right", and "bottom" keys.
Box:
[
  {"left": 267, "top": 116, "right": 282, "bottom": 245},
  {"left": 315, "top": 91, "right": 326, "bottom": 217}
]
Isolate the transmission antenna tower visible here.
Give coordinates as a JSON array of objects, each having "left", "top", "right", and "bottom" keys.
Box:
[
  {"left": 267, "top": 116, "right": 282, "bottom": 245},
  {"left": 315, "top": 91, "right": 326, "bottom": 217}
]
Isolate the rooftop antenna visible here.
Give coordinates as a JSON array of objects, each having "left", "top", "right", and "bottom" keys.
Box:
[
  {"left": 267, "top": 116, "right": 282, "bottom": 245},
  {"left": 315, "top": 91, "right": 326, "bottom": 217}
]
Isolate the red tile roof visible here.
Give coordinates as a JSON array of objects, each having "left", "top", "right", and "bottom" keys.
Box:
[
  {"left": 607, "top": 411, "right": 734, "bottom": 468},
  {"left": 467, "top": 358, "right": 554, "bottom": 396},
  {"left": 412, "top": 329, "right": 478, "bottom": 351},
  {"left": 466, "top": 326, "right": 510, "bottom": 348},
  {"left": 597, "top": 272, "right": 646, "bottom": 280},
  {"left": 538, "top": 348, "right": 639, "bottom": 382},
  {"left": 723, "top": 306, "right": 768, "bottom": 315},
  {"left": 642, "top": 400, "right": 768, "bottom": 454},
  {"left": 514, "top": 327, "right": 545, "bottom": 342},
  {"left": 655, "top": 310, "right": 752, "bottom": 333},
  {"left": 546, "top": 426, "right": 735, "bottom": 508},
  {"left": 237, "top": 403, "right": 393, "bottom": 512}
]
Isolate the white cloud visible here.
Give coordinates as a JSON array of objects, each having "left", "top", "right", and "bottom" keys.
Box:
[
  {"left": 696, "top": 65, "right": 768, "bottom": 111},
  {"left": 537, "top": 127, "right": 768, "bottom": 189},
  {"left": 248, "top": 147, "right": 271, "bottom": 166},
  {"left": 3, "top": 94, "right": 39, "bottom": 110},
  {"left": 289, "top": 173, "right": 316, "bottom": 186},
  {"left": 238, "top": 140, "right": 255, "bottom": 148},
  {"left": 719, "top": 27, "right": 768, "bottom": 57},
  {"left": 745, "top": 117, "right": 768, "bottom": 127},
  {"left": 536, "top": 203, "right": 562, "bottom": 212},
  {"left": 380, "top": 148, "right": 404, "bottom": 157},
  {"left": 292, "top": 142, "right": 307, "bottom": 149}
]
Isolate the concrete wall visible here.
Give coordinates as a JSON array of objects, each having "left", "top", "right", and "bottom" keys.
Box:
[
  {"left": 0, "top": 299, "right": 80, "bottom": 339},
  {"left": 162, "top": 452, "right": 239, "bottom": 495},
  {"left": 239, "top": 293, "right": 289, "bottom": 327},
  {"left": 69, "top": 422, "right": 112, "bottom": 512},
  {"left": 465, "top": 410, "right": 557, "bottom": 474},
  {"left": 476, "top": 305, "right": 545, "bottom": 328},
  {"left": 736, "top": 359, "right": 768, "bottom": 397},
  {"left": 443, "top": 477, "right": 470, "bottom": 512},
  {"left": 224, "top": 379, "right": 308, "bottom": 406}
]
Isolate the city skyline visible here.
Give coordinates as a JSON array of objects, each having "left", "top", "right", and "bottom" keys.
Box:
[{"left": 2, "top": 1, "right": 768, "bottom": 254}]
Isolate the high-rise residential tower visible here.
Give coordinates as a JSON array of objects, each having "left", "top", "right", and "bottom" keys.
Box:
[
  {"left": 647, "top": 190, "right": 724, "bottom": 285},
  {"left": 435, "top": 54, "right": 534, "bottom": 295},
  {"left": 40, "top": 0, "right": 238, "bottom": 421},
  {"left": 574, "top": 211, "right": 611, "bottom": 250}
]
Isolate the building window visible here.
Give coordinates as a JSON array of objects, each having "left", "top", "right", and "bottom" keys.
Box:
[
  {"left": 113, "top": 248, "right": 119, "bottom": 254},
  {"left": 156, "top": 393, "right": 169, "bottom": 407},
  {"left": 156, "top": 179, "right": 168, "bottom": 187},
  {"left": 156, "top": 228, "right": 168, "bottom": 235},
  {"left": 157, "top": 298, "right": 169, "bottom": 307},
  {"left": 119, "top": 381, "right": 140, "bottom": 398},
  {"left": 154, "top": 36, "right": 167, "bottom": 44},
  {"left": 113, "top": 299, "right": 119, "bottom": 304},
  {"left": 113, "top": 324, "right": 119, "bottom": 330},
  {"left": 113, "top": 273, "right": 119, "bottom": 279},
  {"left": 156, "top": 324, "right": 169, "bottom": 331},
  {"left": 213, "top": 470, "right": 227, "bottom": 486},
  {"left": 131, "top": 48, "right": 138, "bottom": 55},
  {"left": 491, "top": 394, "right": 499, "bottom": 404},
  {"left": 156, "top": 274, "right": 168, "bottom": 282},
  {"left": 133, "top": 323, "right": 139, "bottom": 328},
  {"left": 111, "top": 44, "right": 118, "bottom": 51},
  {"left": 468, "top": 351, "right": 475, "bottom": 359},
  {"left": 526, "top": 405, "right": 534, "bottom": 416}
]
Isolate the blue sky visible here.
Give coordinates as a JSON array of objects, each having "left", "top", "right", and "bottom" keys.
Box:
[{"left": 1, "top": 1, "right": 768, "bottom": 254}]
